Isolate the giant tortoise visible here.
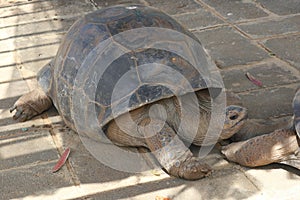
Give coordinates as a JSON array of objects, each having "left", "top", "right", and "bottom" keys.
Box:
[{"left": 10, "top": 5, "right": 247, "bottom": 180}]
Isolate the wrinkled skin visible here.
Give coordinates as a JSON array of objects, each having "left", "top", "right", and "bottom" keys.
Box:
[{"left": 222, "top": 88, "right": 300, "bottom": 170}]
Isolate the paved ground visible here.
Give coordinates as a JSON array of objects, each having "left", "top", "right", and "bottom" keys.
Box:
[{"left": 1, "top": 0, "right": 300, "bottom": 199}]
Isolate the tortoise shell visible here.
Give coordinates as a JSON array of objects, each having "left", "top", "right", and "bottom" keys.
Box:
[{"left": 38, "top": 5, "right": 220, "bottom": 135}]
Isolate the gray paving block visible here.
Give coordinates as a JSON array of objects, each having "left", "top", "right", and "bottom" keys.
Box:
[
  {"left": 174, "top": 8, "right": 224, "bottom": 30},
  {"left": 194, "top": 26, "right": 270, "bottom": 68},
  {"left": 200, "top": 0, "right": 268, "bottom": 22},
  {"left": 146, "top": 0, "right": 201, "bottom": 15},
  {"left": 0, "top": 129, "right": 58, "bottom": 170},
  {"left": 16, "top": 41, "right": 59, "bottom": 73},
  {"left": 238, "top": 15, "right": 300, "bottom": 39},
  {"left": 93, "top": 0, "right": 146, "bottom": 7},
  {"left": 0, "top": 50, "right": 17, "bottom": 68},
  {"left": 0, "top": 0, "right": 93, "bottom": 27},
  {"left": 264, "top": 35, "right": 300, "bottom": 70},
  {"left": 244, "top": 167, "right": 300, "bottom": 199},
  {"left": 256, "top": 0, "right": 300, "bottom": 15},
  {"left": 0, "top": 66, "right": 22, "bottom": 83},
  {"left": 222, "top": 60, "right": 300, "bottom": 92},
  {"left": 0, "top": 162, "right": 73, "bottom": 200},
  {"left": 0, "top": 80, "right": 30, "bottom": 99},
  {"left": 0, "top": 18, "right": 73, "bottom": 41},
  {"left": 1, "top": 35, "right": 61, "bottom": 54},
  {"left": 239, "top": 85, "right": 298, "bottom": 119}
]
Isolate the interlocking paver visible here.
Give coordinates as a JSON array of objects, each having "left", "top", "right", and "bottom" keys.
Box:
[
  {"left": 222, "top": 59, "right": 300, "bottom": 93},
  {"left": 239, "top": 85, "right": 298, "bottom": 119},
  {"left": 145, "top": 0, "right": 201, "bottom": 15},
  {"left": 238, "top": 15, "right": 300, "bottom": 39},
  {"left": 199, "top": 0, "right": 269, "bottom": 22},
  {"left": 173, "top": 9, "right": 224, "bottom": 30},
  {"left": 194, "top": 26, "right": 270, "bottom": 68},
  {"left": 0, "top": 162, "right": 73, "bottom": 200},
  {"left": 256, "top": 0, "right": 300, "bottom": 15},
  {"left": 264, "top": 35, "right": 300, "bottom": 70},
  {"left": 0, "top": 129, "right": 58, "bottom": 170},
  {"left": 93, "top": 0, "right": 145, "bottom": 8}
]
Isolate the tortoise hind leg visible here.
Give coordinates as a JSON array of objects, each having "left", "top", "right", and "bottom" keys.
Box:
[
  {"left": 222, "top": 129, "right": 299, "bottom": 167},
  {"left": 10, "top": 87, "right": 52, "bottom": 122},
  {"left": 138, "top": 118, "right": 212, "bottom": 180}
]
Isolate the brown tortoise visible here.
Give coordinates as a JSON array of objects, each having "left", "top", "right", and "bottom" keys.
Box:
[{"left": 10, "top": 5, "right": 247, "bottom": 180}]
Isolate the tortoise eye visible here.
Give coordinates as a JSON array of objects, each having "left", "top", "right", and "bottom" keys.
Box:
[{"left": 229, "top": 114, "right": 238, "bottom": 120}]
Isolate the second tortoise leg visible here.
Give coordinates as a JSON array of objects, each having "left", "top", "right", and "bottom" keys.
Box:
[{"left": 222, "top": 129, "right": 300, "bottom": 168}]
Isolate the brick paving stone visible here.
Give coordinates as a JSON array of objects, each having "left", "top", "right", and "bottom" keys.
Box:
[
  {"left": 0, "top": 66, "right": 22, "bottom": 83},
  {"left": 194, "top": 26, "right": 270, "bottom": 68},
  {"left": 0, "top": 97, "right": 19, "bottom": 116},
  {"left": 16, "top": 41, "right": 59, "bottom": 73},
  {"left": 238, "top": 15, "right": 300, "bottom": 39},
  {"left": 256, "top": 0, "right": 300, "bottom": 15},
  {"left": 1, "top": 35, "right": 61, "bottom": 53},
  {"left": 199, "top": 0, "right": 269, "bottom": 22},
  {"left": 264, "top": 35, "right": 300, "bottom": 70},
  {"left": 0, "top": 80, "right": 30, "bottom": 99},
  {"left": 239, "top": 85, "right": 298, "bottom": 119},
  {"left": 0, "top": 50, "right": 17, "bottom": 69},
  {"left": 0, "top": 162, "right": 73, "bottom": 200},
  {"left": 0, "top": 129, "right": 58, "bottom": 170},
  {"left": 174, "top": 9, "right": 224, "bottom": 30},
  {"left": 146, "top": 0, "right": 201, "bottom": 15},
  {"left": 0, "top": 0, "right": 93, "bottom": 26},
  {"left": 93, "top": 0, "right": 146, "bottom": 8},
  {"left": 0, "top": 18, "right": 76, "bottom": 41},
  {"left": 244, "top": 167, "right": 300, "bottom": 199},
  {"left": 222, "top": 60, "right": 300, "bottom": 92}
]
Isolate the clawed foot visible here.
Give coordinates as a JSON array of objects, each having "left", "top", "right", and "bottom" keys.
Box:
[
  {"left": 10, "top": 102, "right": 39, "bottom": 122},
  {"left": 10, "top": 89, "right": 52, "bottom": 122},
  {"left": 168, "top": 157, "right": 212, "bottom": 180}
]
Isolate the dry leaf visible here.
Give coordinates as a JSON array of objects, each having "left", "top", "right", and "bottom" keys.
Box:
[
  {"left": 155, "top": 196, "right": 171, "bottom": 200},
  {"left": 246, "top": 72, "right": 263, "bottom": 87},
  {"left": 52, "top": 147, "right": 70, "bottom": 173}
]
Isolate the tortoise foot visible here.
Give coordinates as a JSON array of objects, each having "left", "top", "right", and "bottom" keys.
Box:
[
  {"left": 168, "top": 157, "right": 212, "bottom": 180},
  {"left": 10, "top": 88, "right": 52, "bottom": 122}
]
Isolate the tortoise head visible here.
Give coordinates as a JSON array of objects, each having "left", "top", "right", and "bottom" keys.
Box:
[
  {"left": 293, "top": 88, "right": 300, "bottom": 138},
  {"left": 221, "top": 105, "right": 247, "bottom": 140}
]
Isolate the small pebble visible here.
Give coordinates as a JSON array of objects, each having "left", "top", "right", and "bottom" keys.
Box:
[
  {"left": 151, "top": 169, "right": 161, "bottom": 176},
  {"left": 21, "top": 128, "right": 28, "bottom": 132}
]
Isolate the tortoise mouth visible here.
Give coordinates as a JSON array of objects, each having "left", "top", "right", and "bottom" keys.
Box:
[{"left": 236, "top": 112, "right": 248, "bottom": 125}]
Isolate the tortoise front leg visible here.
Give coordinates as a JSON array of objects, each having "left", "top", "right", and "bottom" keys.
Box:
[
  {"left": 138, "top": 118, "right": 212, "bottom": 180},
  {"left": 10, "top": 87, "right": 52, "bottom": 122}
]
